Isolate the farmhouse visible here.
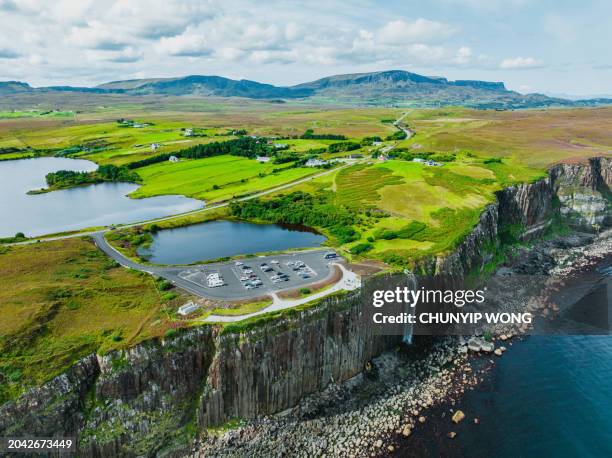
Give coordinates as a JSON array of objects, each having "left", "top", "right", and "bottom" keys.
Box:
[
  {"left": 184, "top": 128, "right": 194, "bottom": 137},
  {"left": 413, "top": 157, "right": 426, "bottom": 163},
  {"left": 305, "top": 158, "right": 327, "bottom": 167},
  {"left": 256, "top": 156, "right": 271, "bottom": 163},
  {"left": 151, "top": 143, "right": 160, "bottom": 151},
  {"left": 372, "top": 141, "right": 382, "bottom": 146},
  {"left": 378, "top": 154, "right": 389, "bottom": 162},
  {"left": 177, "top": 301, "right": 200, "bottom": 316},
  {"left": 273, "top": 143, "right": 288, "bottom": 149},
  {"left": 169, "top": 155, "right": 179, "bottom": 163}
]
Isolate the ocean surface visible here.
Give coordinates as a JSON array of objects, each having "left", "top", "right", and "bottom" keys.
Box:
[{"left": 398, "top": 258, "right": 611, "bottom": 457}]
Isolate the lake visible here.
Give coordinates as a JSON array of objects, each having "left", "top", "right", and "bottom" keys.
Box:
[
  {"left": 138, "top": 220, "right": 326, "bottom": 264},
  {"left": 0, "top": 157, "right": 203, "bottom": 237}
]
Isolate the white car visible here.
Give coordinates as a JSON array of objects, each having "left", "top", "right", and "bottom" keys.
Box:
[
  {"left": 270, "top": 260, "right": 279, "bottom": 264},
  {"left": 245, "top": 284, "right": 255, "bottom": 290},
  {"left": 240, "top": 276, "right": 249, "bottom": 282},
  {"left": 235, "top": 261, "right": 243, "bottom": 266}
]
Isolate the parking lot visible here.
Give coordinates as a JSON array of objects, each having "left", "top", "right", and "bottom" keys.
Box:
[{"left": 173, "top": 249, "right": 341, "bottom": 300}]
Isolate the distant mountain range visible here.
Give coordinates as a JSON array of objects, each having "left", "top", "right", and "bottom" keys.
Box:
[{"left": 2, "top": 70, "right": 611, "bottom": 109}]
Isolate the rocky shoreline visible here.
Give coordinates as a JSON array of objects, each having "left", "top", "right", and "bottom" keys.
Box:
[{"left": 192, "top": 229, "right": 611, "bottom": 457}]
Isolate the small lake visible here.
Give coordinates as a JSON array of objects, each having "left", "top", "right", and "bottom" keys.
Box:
[
  {"left": 0, "top": 157, "right": 203, "bottom": 237},
  {"left": 138, "top": 220, "right": 326, "bottom": 264}
]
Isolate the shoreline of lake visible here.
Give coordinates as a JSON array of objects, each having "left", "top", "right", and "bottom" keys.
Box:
[{"left": 0, "top": 157, "right": 203, "bottom": 238}]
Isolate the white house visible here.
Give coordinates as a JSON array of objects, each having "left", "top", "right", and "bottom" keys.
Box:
[
  {"left": 378, "top": 154, "right": 389, "bottom": 162},
  {"left": 256, "top": 156, "right": 271, "bottom": 163},
  {"left": 273, "top": 143, "right": 288, "bottom": 149},
  {"left": 184, "top": 128, "right": 194, "bottom": 137},
  {"left": 151, "top": 143, "right": 160, "bottom": 151},
  {"left": 169, "top": 155, "right": 179, "bottom": 163},
  {"left": 177, "top": 301, "right": 200, "bottom": 316},
  {"left": 305, "top": 158, "right": 327, "bottom": 167},
  {"left": 413, "top": 157, "right": 426, "bottom": 163},
  {"left": 372, "top": 141, "right": 382, "bottom": 146}
]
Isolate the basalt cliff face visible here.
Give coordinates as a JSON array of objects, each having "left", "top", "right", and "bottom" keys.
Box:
[
  {"left": 0, "top": 157, "right": 609, "bottom": 456},
  {"left": 420, "top": 156, "right": 610, "bottom": 278}
]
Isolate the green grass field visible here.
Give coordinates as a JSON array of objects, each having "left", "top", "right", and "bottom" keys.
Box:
[{"left": 131, "top": 155, "right": 318, "bottom": 202}]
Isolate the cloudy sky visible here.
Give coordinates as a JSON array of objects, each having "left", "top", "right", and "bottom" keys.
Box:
[{"left": 0, "top": 0, "right": 610, "bottom": 96}]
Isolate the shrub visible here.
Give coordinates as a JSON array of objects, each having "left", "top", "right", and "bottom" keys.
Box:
[
  {"left": 350, "top": 242, "right": 373, "bottom": 254},
  {"left": 165, "top": 329, "right": 177, "bottom": 338},
  {"left": 300, "top": 288, "right": 311, "bottom": 295}
]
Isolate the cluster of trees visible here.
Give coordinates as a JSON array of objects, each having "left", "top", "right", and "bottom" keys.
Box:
[
  {"left": 361, "top": 136, "right": 383, "bottom": 146},
  {"left": 328, "top": 141, "right": 360, "bottom": 153},
  {"left": 385, "top": 130, "right": 407, "bottom": 141},
  {"left": 229, "top": 191, "right": 359, "bottom": 243},
  {"left": 45, "top": 164, "right": 140, "bottom": 189},
  {"left": 301, "top": 129, "right": 347, "bottom": 140},
  {"left": 127, "top": 137, "right": 270, "bottom": 169},
  {"left": 394, "top": 150, "right": 457, "bottom": 163}
]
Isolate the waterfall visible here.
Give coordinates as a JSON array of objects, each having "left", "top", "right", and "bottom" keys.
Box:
[{"left": 403, "top": 269, "right": 418, "bottom": 345}]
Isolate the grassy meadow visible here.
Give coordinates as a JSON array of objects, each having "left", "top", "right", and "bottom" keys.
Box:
[
  {"left": 131, "top": 154, "right": 318, "bottom": 202},
  {"left": 0, "top": 238, "right": 197, "bottom": 403}
]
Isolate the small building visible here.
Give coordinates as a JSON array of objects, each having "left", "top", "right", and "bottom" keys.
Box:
[
  {"left": 177, "top": 301, "right": 200, "bottom": 316},
  {"left": 151, "top": 143, "right": 160, "bottom": 151},
  {"left": 378, "top": 154, "right": 389, "bottom": 162},
  {"left": 348, "top": 154, "right": 364, "bottom": 159},
  {"left": 305, "top": 158, "right": 328, "bottom": 167},
  {"left": 184, "top": 128, "right": 194, "bottom": 137},
  {"left": 372, "top": 141, "right": 382, "bottom": 146},
  {"left": 169, "top": 155, "right": 179, "bottom": 163},
  {"left": 413, "top": 157, "right": 426, "bottom": 163},
  {"left": 256, "top": 156, "right": 271, "bottom": 163},
  {"left": 426, "top": 160, "right": 441, "bottom": 166},
  {"left": 273, "top": 143, "right": 288, "bottom": 149}
]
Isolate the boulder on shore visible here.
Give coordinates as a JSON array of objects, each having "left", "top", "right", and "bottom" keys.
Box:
[{"left": 452, "top": 410, "right": 466, "bottom": 424}]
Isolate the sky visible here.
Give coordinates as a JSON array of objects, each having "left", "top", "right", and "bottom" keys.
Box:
[{"left": 0, "top": 0, "right": 611, "bottom": 96}]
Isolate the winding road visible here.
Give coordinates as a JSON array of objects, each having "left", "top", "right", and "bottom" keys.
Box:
[{"left": 6, "top": 113, "right": 412, "bottom": 318}]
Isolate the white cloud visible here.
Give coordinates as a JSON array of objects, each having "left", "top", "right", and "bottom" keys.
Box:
[
  {"left": 68, "top": 22, "right": 128, "bottom": 50},
  {"left": 156, "top": 31, "right": 211, "bottom": 57},
  {"left": 452, "top": 46, "right": 472, "bottom": 65},
  {"left": 377, "top": 18, "right": 456, "bottom": 44},
  {"left": 500, "top": 56, "right": 543, "bottom": 69}
]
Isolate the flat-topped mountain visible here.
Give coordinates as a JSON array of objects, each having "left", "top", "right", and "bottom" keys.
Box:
[{"left": 2, "top": 70, "right": 611, "bottom": 109}]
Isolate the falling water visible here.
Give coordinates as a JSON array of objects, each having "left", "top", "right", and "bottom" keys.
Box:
[{"left": 403, "top": 269, "right": 418, "bottom": 345}]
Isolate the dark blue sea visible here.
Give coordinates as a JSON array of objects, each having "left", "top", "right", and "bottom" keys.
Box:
[{"left": 397, "top": 257, "right": 611, "bottom": 457}]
